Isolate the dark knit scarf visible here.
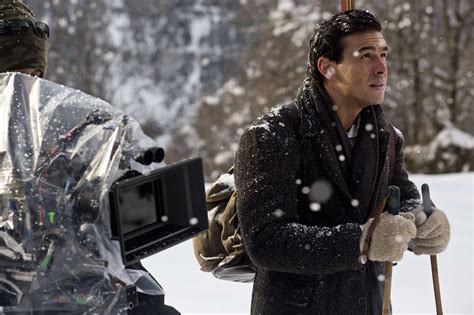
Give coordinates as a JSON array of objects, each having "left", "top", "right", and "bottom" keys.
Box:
[{"left": 295, "top": 78, "right": 382, "bottom": 223}]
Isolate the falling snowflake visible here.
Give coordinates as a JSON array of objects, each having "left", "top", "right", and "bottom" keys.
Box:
[
  {"left": 310, "top": 202, "right": 321, "bottom": 212},
  {"left": 273, "top": 209, "right": 284, "bottom": 217},
  {"left": 394, "top": 235, "right": 404, "bottom": 243},
  {"left": 326, "top": 67, "right": 336, "bottom": 79},
  {"left": 309, "top": 179, "right": 333, "bottom": 203}
]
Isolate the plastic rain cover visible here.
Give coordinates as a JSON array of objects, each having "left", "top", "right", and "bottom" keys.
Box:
[{"left": 0, "top": 73, "right": 164, "bottom": 313}]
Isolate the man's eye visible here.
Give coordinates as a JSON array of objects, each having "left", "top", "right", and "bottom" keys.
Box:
[{"left": 361, "top": 53, "right": 371, "bottom": 58}]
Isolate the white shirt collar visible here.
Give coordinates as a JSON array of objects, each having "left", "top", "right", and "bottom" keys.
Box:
[{"left": 346, "top": 115, "right": 361, "bottom": 145}]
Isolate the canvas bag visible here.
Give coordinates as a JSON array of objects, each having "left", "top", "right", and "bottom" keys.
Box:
[{"left": 192, "top": 166, "right": 255, "bottom": 282}]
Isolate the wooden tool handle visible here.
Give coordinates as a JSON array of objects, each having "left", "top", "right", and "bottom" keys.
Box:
[{"left": 382, "top": 262, "right": 393, "bottom": 315}]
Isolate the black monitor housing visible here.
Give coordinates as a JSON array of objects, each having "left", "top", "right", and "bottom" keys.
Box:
[{"left": 109, "top": 157, "right": 207, "bottom": 265}]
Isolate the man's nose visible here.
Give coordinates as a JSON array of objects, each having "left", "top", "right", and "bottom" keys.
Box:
[{"left": 374, "top": 57, "right": 387, "bottom": 75}]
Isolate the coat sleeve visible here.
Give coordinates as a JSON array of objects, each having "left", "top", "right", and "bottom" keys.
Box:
[
  {"left": 390, "top": 126, "right": 421, "bottom": 213},
  {"left": 234, "top": 110, "right": 361, "bottom": 275}
]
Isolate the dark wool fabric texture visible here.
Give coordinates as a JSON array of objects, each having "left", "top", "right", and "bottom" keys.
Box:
[
  {"left": 234, "top": 78, "right": 421, "bottom": 314},
  {"left": 0, "top": 1, "right": 48, "bottom": 76}
]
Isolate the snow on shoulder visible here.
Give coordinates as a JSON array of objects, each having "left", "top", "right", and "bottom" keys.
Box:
[
  {"left": 248, "top": 104, "right": 286, "bottom": 134},
  {"left": 249, "top": 121, "right": 271, "bottom": 133}
]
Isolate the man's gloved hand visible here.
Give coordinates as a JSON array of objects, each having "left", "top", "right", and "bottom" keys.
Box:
[
  {"left": 360, "top": 212, "right": 416, "bottom": 262},
  {"left": 409, "top": 207, "right": 450, "bottom": 255}
]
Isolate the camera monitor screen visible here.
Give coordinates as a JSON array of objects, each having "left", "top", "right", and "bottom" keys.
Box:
[
  {"left": 109, "top": 157, "right": 207, "bottom": 265},
  {"left": 118, "top": 181, "right": 161, "bottom": 234}
]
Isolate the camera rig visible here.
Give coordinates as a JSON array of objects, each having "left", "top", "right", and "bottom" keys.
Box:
[{"left": 0, "top": 73, "right": 207, "bottom": 313}]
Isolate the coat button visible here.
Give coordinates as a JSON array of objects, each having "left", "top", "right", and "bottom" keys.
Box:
[{"left": 358, "top": 297, "right": 366, "bottom": 305}]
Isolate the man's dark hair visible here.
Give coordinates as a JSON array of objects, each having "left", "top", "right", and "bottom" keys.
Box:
[{"left": 307, "top": 9, "right": 382, "bottom": 83}]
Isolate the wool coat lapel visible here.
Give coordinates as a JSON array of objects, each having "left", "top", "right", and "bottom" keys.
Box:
[
  {"left": 349, "top": 110, "right": 378, "bottom": 222},
  {"left": 296, "top": 80, "right": 353, "bottom": 207},
  {"left": 305, "top": 127, "right": 353, "bottom": 203},
  {"left": 370, "top": 110, "right": 392, "bottom": 217},
  {"left": 349, "top": 107, "right": 391, "bottom": 222}
]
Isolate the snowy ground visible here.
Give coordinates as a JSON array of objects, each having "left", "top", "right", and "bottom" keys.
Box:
[{"left": 143, "top": 172, "right": 473, "bottom": 314}]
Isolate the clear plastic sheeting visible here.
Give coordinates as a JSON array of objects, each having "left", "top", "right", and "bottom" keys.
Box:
[{"left": 0, "top": 73, "right": 164, "bottom": 313}]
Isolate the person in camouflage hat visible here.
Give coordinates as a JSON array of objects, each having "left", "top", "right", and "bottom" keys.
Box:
[{"left": 0, "top": 0, "right": 49, "bottom": 77}]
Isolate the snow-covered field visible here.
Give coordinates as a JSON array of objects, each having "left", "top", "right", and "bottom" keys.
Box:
[{"left": 143, "top": 172, "right": 473, "bottom": 314}]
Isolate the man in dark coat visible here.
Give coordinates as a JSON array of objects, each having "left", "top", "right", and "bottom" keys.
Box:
[{"left": 234, "top": 10, "right": 450, "bottom": 314}]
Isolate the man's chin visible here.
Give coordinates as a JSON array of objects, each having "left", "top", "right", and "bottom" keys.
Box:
[{"left": 368, "top": 95, "right": 385, "bottom": 105}]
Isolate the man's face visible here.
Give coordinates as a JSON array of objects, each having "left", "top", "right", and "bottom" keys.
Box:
[{"left": 328, "top": 31, "right": 388, "bottom": 109}]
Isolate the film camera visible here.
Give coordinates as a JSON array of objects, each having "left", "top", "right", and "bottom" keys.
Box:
[
  {"left": 0, "top": 73, "right": 208, "bottom": 314},
  {"left": 32, "top": 110, "right": 208, "bottom": 266}
]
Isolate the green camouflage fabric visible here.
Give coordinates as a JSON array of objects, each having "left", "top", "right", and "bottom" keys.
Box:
[{"left": 0, "top": 0, "right": 48, "bottom": 77}]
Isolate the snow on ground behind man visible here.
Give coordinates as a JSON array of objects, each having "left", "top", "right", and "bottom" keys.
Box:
[{"left": 143, "top": 172, "right": 473, "bottom": 314}]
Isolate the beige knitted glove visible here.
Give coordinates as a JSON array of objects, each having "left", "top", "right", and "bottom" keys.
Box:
[
  {"left": 410, "top": 207, "right": 450, "bottom": 255},
  {"left": 360, "top": 212, "right": 416, "bottom": 262}
]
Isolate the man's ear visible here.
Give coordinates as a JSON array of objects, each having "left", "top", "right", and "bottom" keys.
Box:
[{"left": 317, "top": 57, "right": 336, "bottom": 80}]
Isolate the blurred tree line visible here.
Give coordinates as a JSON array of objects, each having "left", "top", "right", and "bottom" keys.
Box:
[
  {"left": 367, "top": 0, "right": 472, "bottom": 142},
  {"left": 28, "top": 0, "right": 473, "bottom": 178}
]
